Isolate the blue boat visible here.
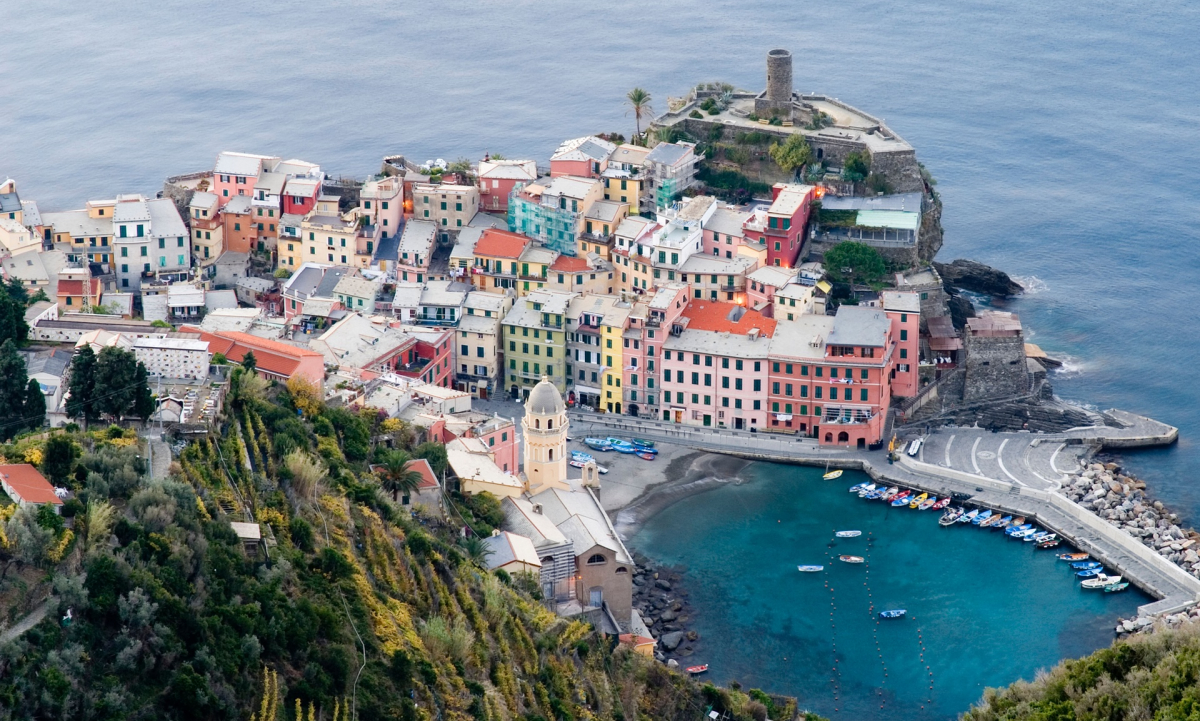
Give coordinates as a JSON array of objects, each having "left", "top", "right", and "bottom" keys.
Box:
[
  {"left": 1026, "top": 531, "right": 1051, "bottom": 543},
  {"left": 849, "top": 482, "right": 870, "bottom": 493},
  {"left": 584, "top": 438, "right": 613, "bottom": 451},
  {"left": 879, "top": 610, "right": 907, "bottom": 619},
  {"left": 890, "top": 491, "right": 913, "bottom": 507},
  {"left": 865, "top": 488, "right": 886, "bottom": 500},
  {"left": 1010, "top": 528, "right": 1038, "bottom": 540},
  {"left": 1077, "top": 568, "right": 1104, "bottom": 578},
  {"left": 1071, "top": 561, "right": 1101, "bottom": 570},
  {"left": 992, "top": 515, "right": 1013, "bottom": 530},
  {"left": 972, "top": 510, "right": 993, "bottom": 525},
  {"left": 797, "top": 565, "right": 825, "bottom": 573},
  {"left": 1005, "top": 523, "right": 1033, "bottom": 537},
  {"left": 957, "top": 508, "right": 980, "bottom": 523},
  {"left": 611, "top": 442, "right": 637, "bottom": 454},
  {"left": 570, "top": 450, "right": 595, "bottom": 463}
]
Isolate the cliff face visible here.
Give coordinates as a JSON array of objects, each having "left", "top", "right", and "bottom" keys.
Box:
[
  {"left": 934, "top": 258, "right": 1024, "bottom": 297},
  {"left": 918, "top": 193, "right": 944, "bottom": 263}
]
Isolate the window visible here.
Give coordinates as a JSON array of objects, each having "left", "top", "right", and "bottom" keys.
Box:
[
  {"left": 900, "top": 348, "right": 908, "bottom": 359},
  {"left": 901, "top": 329, "right": 908, "bottom": 341},
  {"left": 121, "top": 247, "right": 128, "bottom": 257},
  {"left": 753, "top": 379, "right": 761, "bottom": 391},
  {"left": 158, "top": 238, "right": 165, "bottom": 249},
  {"left": 691, "top": 372, "right": 699, "bottom": 385},
  {"left": 735, "top": 359, "right": 743, "bottom": 371},
  {"left": 860, "top": 388, "right": 869, "bottom": 402},
  {"left": 586, "top": 554, "right": 606, "bottom": 565},
  {"left": 735, "top": 378, "right": 743, "bottom": 391}
]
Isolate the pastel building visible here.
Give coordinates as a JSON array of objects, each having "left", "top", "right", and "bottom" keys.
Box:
[
  {"left": 549, "top": 136, "right": 616, "bottom": 178},
  {"left": 212, "top": 152, "right": 280, "bottom": 207},
  {"left": 501, "top": 290, "right": 577, "bottom": 397},
  {"left": 396, "top": 220, "right": 437, "bottom": 283},
  {"left": 477, "top": 158, "right": 537, "bottom": 213},
  {"left": 413, "top": 183, "right": 479, "bottom": 236},
  {"left": 188, "top": 191, "right": 224, "bottom": 267},
  {"left": 359, "top": 176, "right": 404, "bottom": 239},
  {"left": 746, "top": 265, "right": 799, "bottom": 317},
  {"left": 507, "top": 176, "right": 603, "bottom": 256},
  {"left": 702, "top": 204, "right": 751, "bottom": 258},
  {"left": 660, "top": 301, "right": 775, "bottom": 429},
  {"left": 620, "top": 283, "right": 689, "bottom": 419},
  {"left": 644, "top": 141, "right": 701, "bottom": 209},
  {"left": 111, "top": 194, "right": 190, "bottom": 291},
  {"left": 679, "top": 253, "right": 758, "bottom": 305},
  {"left": 132, "top": 336, "right": 212, "bottom": 380},
  {"left": 471, "top": 228, "right": 532, "bottom": 293},
  {"left": 565, "top": 293, "right": 631, "bottom": 413}
]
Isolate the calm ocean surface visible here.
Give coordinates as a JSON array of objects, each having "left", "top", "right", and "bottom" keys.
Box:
[{"left": 3, "top": 1, "right": 1198, "bottom": 715}]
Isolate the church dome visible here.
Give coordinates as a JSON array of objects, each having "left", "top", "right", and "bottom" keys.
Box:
[{"left": 526, "top": 377, "right": 565, "bottom": 416}]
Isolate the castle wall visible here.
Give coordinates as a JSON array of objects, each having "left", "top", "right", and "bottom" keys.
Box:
[{"left": 963, "top": 333, "right": 1030, "bottom": 402}]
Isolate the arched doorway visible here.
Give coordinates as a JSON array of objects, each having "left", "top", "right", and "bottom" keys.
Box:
[
  {"left": 837, "top": 431, "right": 850, "bottom": 443},
  {"left": 510, "top": 384, "right": 519, "bottom": 400},
  {"left": 824, "top": 432, "right": 833, "bottom": 443},
  {"left": 628, "top": 404, "right": 639, "bottom": 416}
]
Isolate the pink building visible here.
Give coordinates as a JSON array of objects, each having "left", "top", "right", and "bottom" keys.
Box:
[
  {"left": 746, "top": 266, "right": 800, "bottom": 318},
  {"left": 401, "top": 327, "right": 455, "bottom": 388},
  {"left": 701, "top": 205, "right": 751, "bottom": 258},
  {"left": 741, "top": 183, "right": 815, "bottom": 269},
  {"left": 621, "top": 283, "right": 689, "bottom": 418},
  {"left": 212, "top": 152, "right": 280, "bottom": 208},
  {"left": 360, "top": 176, "right": 404, "bottom": 239},
  {"left": 881, "top": 291, "right": 920, "bottom": 398},
  {"left": 474, "top": 416, "right": 519, "bottom": 474},
  {"left": 477, "top": 158, "right": 537, "bottom": 213},
  {"left": 660, "top": 301, "right": 776, "bottom": 429},
  {"left": 549, "top": 136, "right": 615, "bottom": 178}
]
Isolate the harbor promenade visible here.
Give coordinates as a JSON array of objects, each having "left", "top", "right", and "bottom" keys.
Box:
[{"left": 570, "top": 409, "right": 1198, "bottom": 617}]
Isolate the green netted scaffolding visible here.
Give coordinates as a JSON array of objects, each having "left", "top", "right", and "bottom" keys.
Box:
[
  {"left": 655, "top": 176, "right": 679, "bottom": 210},
  {"left": 508, "top": 195, "right": 578, "bottom": 256}
]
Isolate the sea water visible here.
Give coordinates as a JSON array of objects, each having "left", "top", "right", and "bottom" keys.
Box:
[{"left": 632, "top": 464, "right": 1148, "bottom": 720}]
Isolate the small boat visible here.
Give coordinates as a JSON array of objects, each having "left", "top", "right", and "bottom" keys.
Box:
[
  {"left": 998, "top": 516, "right": 1025, "bottom": 530},
  {"left": 1059, "top": 553, "right": 1090, "bottom": 562},
  {"left": 890, "top": 491, "right": 913, "bottom": 507},
  {"left": 849, "top": 482, "right": 870, "bottom": 493},
  {"left": 797, "top": 565, "right": 825, "bottom": 573},
  {"left": 1036, "top": 539, "right": 1061, "bottom": 550},
  {"left": 907, "top": 438, "right": 923, "bottom": 457},
  {"left": 611, "top": 442, "right": 637, "bottom": 454},
  {"left": 632, "top": 446, "right": 658, "bottom": 455},
  {"left": 835, "top": 530, "right": 862, "bottom": 538},
  {"left": 1104, "top": 582, "right": 1130, "bottom": 593},
  {"left": 908, "top": 492, "right": 929, "bottom": 509},
  {"left": 632, "top": 438, "right": 656, "bottom": 449},
  {"left": 1026, "top": 531, "right": 1051, "bottom": 543},
  {"left": 1071, "top": 561, "right": 1101, "bottom": 570},
  {"left": 686, "top": 664, "right": 709, "bottom": 675},
  {"left": 569, "top": 460, "right": 587, "bottom": 469},
  {"left": 992, "top": 516, "right": 1014, "bottom": 530},
  {"left": 570, "top": 450, "right": 595, "bottom": 463},
  {"left": 1077, "top": 568, "right": 1104, "bottom": 578},
  {"left": 865, "top": 488, "right": 886, "bottom": 500},
  {"left": 1011, "top": 527, "right": 1038, "bottom": 540},
  {"left": 880, "top": 487, "right": 901, "bottom": 501},
  {"left": 979, "top": 514, "right": 1003, "bottom": 528},
  {"left": 823, "top": 469, "right": 844, "bottom": 480},
  {"left": 1082, "top": 574, "right": 1121, "bottom": 590},
  {"left": 879, "top": 609, "right": 907, "bottom": 619},
  {"left": 839, "top": 555, "right": 865, "bottom": 564},
  {"left": 939, "top": 508, "right": 963, "bottom": 526},
  {"left": 636, "top": 451, "right": 656, "bottom": 461},
  {"left": 931, "top": 497, "right": 952, "bottom": 510},
  {"left": 1004, "top": 523, "right": 1032, "bottom": 536},
  {"left": 918, "top": 496, "right": 938, "bottom": 511},
  {"left": 972, "top": 510, "right": 994, "bottom": 525},
  {"left": 857, "top": 483, "right": 878, "bottom": 497},
  {"left": 1034, "top": 533, "right": 1057, "bottom": 545},
  {"left": 584, "top": 438, "right": 613, "bottom": 451},
  {"left": 958, "top": 509, "right": 981, "bottom": 524}
]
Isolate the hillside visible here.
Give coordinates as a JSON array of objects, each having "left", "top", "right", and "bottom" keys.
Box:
[
  {"left": 964, "top": 622, "right": 1200, "bottom": 720},
  {"left": 0, "top": 368, "right": 808, "bottom": 721}
]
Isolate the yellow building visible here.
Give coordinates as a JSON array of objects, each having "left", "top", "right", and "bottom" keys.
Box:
[
  {"left": 413, "top": 183, "right": 479, "bottom": 234},
  {"left": 566, "top": 293, "right": 630, "bottom": 413},
  {"left": 280, "top": 197, "right": 376, "bottom": 270}
]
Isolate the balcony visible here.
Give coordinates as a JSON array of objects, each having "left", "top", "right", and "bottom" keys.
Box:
[{"left": 397, "top": 358, "right": 431, "bottom": 373}]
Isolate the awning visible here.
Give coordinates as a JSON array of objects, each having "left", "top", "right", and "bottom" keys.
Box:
[
  {"left": 775, "top": 414, "right": 793, "bottom": 421},
  {"left": 574, "top": 385, "right": 601, "bottom": 395}
]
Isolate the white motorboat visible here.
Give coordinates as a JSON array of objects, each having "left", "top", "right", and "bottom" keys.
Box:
[{"left": 1082, "top": 574, "right": 1122, "bottom": 590}]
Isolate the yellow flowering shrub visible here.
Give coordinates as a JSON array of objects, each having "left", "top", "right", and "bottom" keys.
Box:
[
  {"left": 47, "top": 529, "right": 75, "bottom": 563},
  {"left": 23, "top": 447, "right": 43, "bottom": 466}
]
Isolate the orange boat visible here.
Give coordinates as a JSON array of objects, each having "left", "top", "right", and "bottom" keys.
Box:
[{"left": 686, "top": 664, "right": 708, "bottom": 675}]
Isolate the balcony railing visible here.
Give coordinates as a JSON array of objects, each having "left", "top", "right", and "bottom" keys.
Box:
[{"left": 397, "top": 358, "right": 431, "bottom": 373}]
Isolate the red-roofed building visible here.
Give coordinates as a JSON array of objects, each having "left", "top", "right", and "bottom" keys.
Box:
[
  {"left": 182, "top": 328, "right": 325, "bottom": 384},
  {"left": 741, "top": 183, "right": 815, "bottom": 269},
  {"left": 0, "top": 464, "right": 63, "bottom": 512},
  {"left": 471, "top": 229, "right": 532, "bottom": 292},
  {"left": 56, "top": 277, "right": 102, "bottom": 311},
  {"left": 661, "top": 301, "right": 775, "bottom": 430}
]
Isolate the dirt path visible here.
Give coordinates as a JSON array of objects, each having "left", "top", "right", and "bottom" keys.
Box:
[{"left": 0, "top": 600, "right": 51, "bottom": 645}]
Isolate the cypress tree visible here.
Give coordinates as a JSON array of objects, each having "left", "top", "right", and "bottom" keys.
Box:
[
  {"left": 67, "top": 344, "right": 97, "bottom": 424},
  {"left": 93, "top": 346, "right": 138, "bottom": 421},
  {"left": 22, "top": 378, "right": 45, "bottom": 432},
  {"left": 133, "top": 361, "right": 155, "bottom": 421},
  {"left": 0, "top": 340, "right": 29, "bottom": 440}
]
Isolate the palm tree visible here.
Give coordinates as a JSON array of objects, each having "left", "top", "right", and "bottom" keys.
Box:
[
  {"left": 626, "top": 88, "right": 654, "bottom": 140},
  {"left": 459, "top": 535, "right": 493, "bottom": 567},
  {"left": 377, "top": 450, "right": 425, "bottom": 504}
]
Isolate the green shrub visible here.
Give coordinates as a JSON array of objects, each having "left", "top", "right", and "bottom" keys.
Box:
[{"left": 689, "top": 109, "right": 703, "bottom": 119}]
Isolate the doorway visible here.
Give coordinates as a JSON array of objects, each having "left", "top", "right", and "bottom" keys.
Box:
[{"left": 589, "top": 587, "right": 603, "bottom": 607}]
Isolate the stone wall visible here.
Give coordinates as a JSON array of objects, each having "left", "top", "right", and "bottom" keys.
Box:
[
  {"left": 869, "top": 148, "right": 924, "bottom": 194},
  {"left": 917, "top": 194, "right": 944, "bottom": 261},
  {"left": 805, "top": 235, "right": 919, "bottom": 268},
  {"left": 963, "top": 332, "right": 1029, "bottom": 402}
]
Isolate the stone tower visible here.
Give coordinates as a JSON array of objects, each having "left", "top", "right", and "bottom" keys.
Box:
[
  {"left": 766, "top": 48, "right": 793, "bottom": 103},
  {"left": 522, "top": 377, "right": 569, "bottom": 495}
]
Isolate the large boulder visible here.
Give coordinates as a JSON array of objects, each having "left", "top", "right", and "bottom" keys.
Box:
[
  {"left": 935, "top": 259, "right": 1024, "bottom": 297},
  {"left": 660, "top": 632, "right": 685, "bottom": 651}
]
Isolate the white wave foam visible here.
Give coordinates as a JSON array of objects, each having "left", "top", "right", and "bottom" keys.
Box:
[
  {"left": 1051, "top": 354, "right": 1088, "bottom": 378},
  {"left": 1012, "top": 275, "right": 1048, "bottom": 295}
]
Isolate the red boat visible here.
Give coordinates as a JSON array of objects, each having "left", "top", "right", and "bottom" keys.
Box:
[
  {"left": 637, "top": 451, "right": 656, "bottom": 461},
  {"left": 686, "top": 664, "right": 708, "bottom": 675},
  {"left": 930, "top": 497, "right": 952, "bottom": 510}
]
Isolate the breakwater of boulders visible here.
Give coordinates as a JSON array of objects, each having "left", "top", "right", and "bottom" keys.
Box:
[
  {"left": 1061, "top": 461, "right": 1200, "bottom": 636},
  {"left": 630, "top": 553, "right": 701, "bottom": 663}
]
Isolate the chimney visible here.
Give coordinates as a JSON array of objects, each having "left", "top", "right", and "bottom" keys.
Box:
[
  {"left": 532, "top": 503, "right": 543, "bottom": 515},
  {"left": 748, "top": 328, "right": 761, "bottom": 342}
]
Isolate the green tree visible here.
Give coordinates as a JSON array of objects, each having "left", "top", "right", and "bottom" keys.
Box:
[
  {"left": 0, "top": 284, "right": 29, "bottom": 345},
  {"left": 42, "top": 434, "right": 80, "bottom": 484},
  {"left": 823, "top": 242, "right": 888, "bottom": 286},
  {"left": 768, "top": 133, "right": 812, "bottom": 175},
  {"left": 413, "top": 441, "right": 448, "bottom": 478},
  {"left": 625, "top": 87, "right": 654, "bottom": 140},
  {"left": 133, "top": 361, "right": 155, "bottom": 420},
  {"left": 241, "top": 350, "right": 257, "bottom": 374},
  {"left": 0, "top": 339, "right": 29, "bottom": 441},
  {"left": 5, "top": 277, "right": 29, "bottom": 306},
  {"left": 66, "top": 344, "right": 97, "bottom": 424},
  {"left": 22, "top": 378, "right": 45, "bottom": 432},
  {"left": 458, "top": 536, "right": 492, "bottom": 567},
  {"left": 842, "top": 150, "right": 870, "bottom": 182},
  {"left": 93, "top": 346, "right": 140, "bottom": 421},
  {"left": 376, "top": 450, "right": 425, "bottom": 503}
]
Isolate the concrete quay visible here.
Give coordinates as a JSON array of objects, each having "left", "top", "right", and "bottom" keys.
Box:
[{"left": 571, "top": 409, "right": 1198, "bottom": 618}]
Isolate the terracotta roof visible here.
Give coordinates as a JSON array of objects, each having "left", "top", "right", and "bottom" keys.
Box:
[
  {"left": 0, "top": 464, "right": 61, "bottom": 505},
  {"left": 549, "top": 255, "right": 589, "bottom": 272},
  {"left": 683, "top": 301, "right": 777, "bottom": 337},
  {"left": 619, "top": 634, "right": 655, "bottom": 646},
  {"left": 182, "top": 327, "right": 320, "bottom": 378},
  {"left": 473, "top": 229, "right": 531, "bottom": 259},
  {"left": 58, "top": 280, "right": 83, "bottom": 296},
  {"left": 405, "top": 458, "right": 439, "bottom": 490}
]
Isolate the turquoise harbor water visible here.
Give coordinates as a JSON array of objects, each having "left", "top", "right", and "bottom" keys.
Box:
[{"left": 632, "top": 465, "right": 1149, "bottom": 720}]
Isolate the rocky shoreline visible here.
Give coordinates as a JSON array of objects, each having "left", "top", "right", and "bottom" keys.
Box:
[
  {"left": 630, "top": 553, "right": 703, "bottom": 665},
  {"left": 1058, "top": 459, "right": 1200, "bottom": 636}
]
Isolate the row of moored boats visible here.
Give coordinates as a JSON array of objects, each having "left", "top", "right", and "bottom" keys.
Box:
[
  {"left": 573, "top": 436, "right": 659, "bottom": 466},
  {"left": 848, "top": 482, "right": 1131, "bottom": 594}
]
